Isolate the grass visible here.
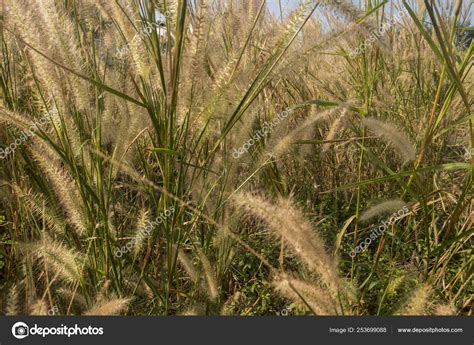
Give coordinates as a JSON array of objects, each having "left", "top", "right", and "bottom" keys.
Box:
[{"left": 0, "top": 0, "right": 472, "bottom": 316}]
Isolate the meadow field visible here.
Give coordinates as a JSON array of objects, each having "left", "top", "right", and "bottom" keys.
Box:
[{"left": 0, "top": 0, "right": 472, "bottom": 316}]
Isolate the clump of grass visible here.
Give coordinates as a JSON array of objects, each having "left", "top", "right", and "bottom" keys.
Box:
[{"left": 0, "top": 0, "right": 471, "bottom": 317}]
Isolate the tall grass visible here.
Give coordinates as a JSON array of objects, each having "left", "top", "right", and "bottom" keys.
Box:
[{"left": 0, "top": 0, "right": 471, "bottom": 316}]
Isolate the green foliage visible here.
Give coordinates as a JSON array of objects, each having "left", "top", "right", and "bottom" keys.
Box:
[{"left": 0, "top": 0, "right": 471, "bottom": 316}]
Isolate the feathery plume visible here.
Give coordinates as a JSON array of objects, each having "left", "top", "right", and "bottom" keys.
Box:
[
  {"left": 272, "top": 273, "right": 338, "bottom": 315},
  {"left": 360, "top": 199, "right": 407, "bottom": 223},
  {"left": 177, "top": 249, "right": 199, "bottom": 283},
  {"left": 12, "top": 185, "right": 66, "bottom": 235},
  {"left": 96, "top": 0, "right": 154, "bottom": 78},
  {"left": 6, "top": 285, "right": 19, "bottom": 315},
  {"left": 320, "top": 0, "right": 379, "bottom": 34},
  {"left": 154, "top": 0, "right": 178, "bottom": 27},
  {"left": 322, "top": 108, "right": 349, "bottom": 153},
  {"left": 5, "top": 0, "right": 67, "bottom": 112},
  {"left": 196, "top": 247, "right": 218, "bottom": 301},
  {"left": 188, "top": 1, "right": 209, "bottom": 83},
  {"left": 398, "top": 283, "right": 432, "bottom": 315},
  {"left": 29, "top": 299, "right": 48, "bottom": 315},
  {"left": 84, "top": 298, "right": 131, "bottom": 315},
  {"left": 24, "top": 236, "right": 84, "bottom": 284},
  {"left": 133, "top": 209, "right": 151, "bottom": 255},
  {"left": 57, "top": 288, "right": 88, "bottom": 310},
  {"left": 264, "top": 106, "right": 342, "bottom": 162},
  {"left": 33, "top": 0, "right": 91, "bottom": 111},
  {"left": 232, "top": 193, "right": 340, "bottom": 296},
  {"left": 385, "top": 274, "right": 406, "bottom": 298},
  {"left": 362, "top": 117, "right": 416, "bottom": 163},
  {"left": 29, "top": 140, "right": 88, "bottom": 236}
]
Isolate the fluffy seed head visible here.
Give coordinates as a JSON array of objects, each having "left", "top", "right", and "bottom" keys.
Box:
[
  {"left": 23, "top": 236, "right": 84, "bottom": 284},
  {"left": 272, "top": 273, "right": 339, "bottom": 315},
  {"left": 232, "top": 193, "right": 339, "bottom": 296},
  {"left": 84, "top": 298, "right": 132, "bottom": 315},
  {"left": 360, "top": 199, "right": 407, "bottom": 223},
  {"left": 398, "top": 283, "right": 432, "bottom": 315},
  {"left": 362, "top": 117, "right": 416, "bottom": 163},
  {"left": 197, "top": 247, "right": 218, "bottom": 301}
]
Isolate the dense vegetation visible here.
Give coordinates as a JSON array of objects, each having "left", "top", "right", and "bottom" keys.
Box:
[{"left": 0, "top": 0, "right": 472, "bottom": 316}]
